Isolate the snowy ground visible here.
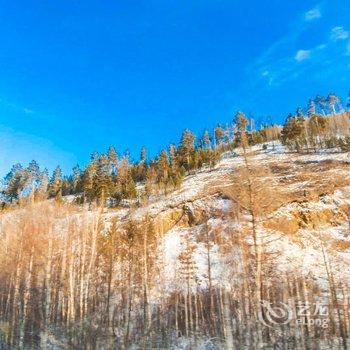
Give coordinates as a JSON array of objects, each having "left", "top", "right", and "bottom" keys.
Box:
[{"left": 124, "top": 142, "right": 350, "bottom": 294}]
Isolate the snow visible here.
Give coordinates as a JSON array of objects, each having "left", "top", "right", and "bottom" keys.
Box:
[
  {"left": 3, "top": 141, "right": 350, "bottom": 298},
  {"left": 148, "top": 143, "right": 350, "bottom": 293}
]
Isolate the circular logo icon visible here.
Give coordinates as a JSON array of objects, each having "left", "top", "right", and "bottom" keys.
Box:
[{"left": 258, "top": 300, "right": 293, "bottom": 328}]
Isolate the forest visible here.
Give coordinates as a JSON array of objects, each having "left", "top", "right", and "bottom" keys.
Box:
[
  {"left": 1, "top": 92, "right": 350, "bottom": 349},
  {"left": 1, "top": 92, "right": 350, "bottom": 209}
]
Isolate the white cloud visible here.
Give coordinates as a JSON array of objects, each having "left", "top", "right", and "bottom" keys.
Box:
[
  {"left": 295, "top": 50, "right": 311, "bottom": 62},
  {"left": 23, "top": 108, "right": 34, "bottom": 115},
  {"left": 261, "top": 70, "right": 274, "bottom": 86},
  {"left": 0, "top": 98, "right": 35, "bottom": 115},
  {"left": 249, "top": 3, "right": 349, "bottom": 88},
  {"left": 305, "top": 8, "right": 321, "bottom": 21},
  {"left": 331, "top": 26, "right": 349, "bottom": 41}
]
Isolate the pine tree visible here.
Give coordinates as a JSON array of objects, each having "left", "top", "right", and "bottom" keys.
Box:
[
  {"left": 107, "top": 146, "right": 118, "bottom": 175},
  {"left": 26, "top": 160, "right": 41, "bottom": 202},
  {"left": 90, "top": 151, "right": 100, "bottom": 162},
  {"left": 95, "top": 155, "right": 113, "bottom": 206},
  {"left": 308, "top": 114, "right": 328, "bottom": 150},
  {"left": 169, "top": 144, "right": 178, "bottom": 170},
  {"left": 214, "top": 125, "right": 224, "bottom": 148},
  {"left": 82, "top": 162, "right": 97, "bottom": 203},
  {"left": 197, "top": 130, "right": 219, "bottom": 168},
  {"left": 2, "top": 163, "right": 28, "bottom": 202},
  {"left": 140, "top": 147, "right": 147, "bottom": 163},
  {"left": 165, "top": 144, "right": 183, "bottom": 190},
  {"left": 116, "top": 156, "right": 137, "bottom": 201},
  {"left": 296, "top": 107, "right": 304, "bottom": 119},
  {"left": 178, "top": 129, "right": 196, "bottom": 172},
  {"left": 234, "top": 111, "right": 248, "bottom": 150},
  {"left": 201, "top": 130, "right": 211, "bottom": 150},
  {"left": 156, "top": 150, "right": 170, "bottom": 194},
  {"left": 72, "top": 165, "right": 82, "bottom": 194},
  {"left": 48, "top": 166, "right": 63, "bottom": 198},
  {"left": 145, "top": 165, "right": 157, "bottom": 198},
  {"left": 281, "top": 114, "right": 303, "bottom": 152},
  {"left": 134, "top": 147, "right": 147, "bottom": 182},
  {"left": 61, "top": 177, "right": 72, "bottom": 196}
]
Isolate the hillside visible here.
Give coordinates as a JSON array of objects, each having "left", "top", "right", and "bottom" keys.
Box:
[
  {"left": 1, "top": 142, "right": 350, "bottom": 349},
  {"left": 2, "top": 1, "right": 350, "bottom": 347}
]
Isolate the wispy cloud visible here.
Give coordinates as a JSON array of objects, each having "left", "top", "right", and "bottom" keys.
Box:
[
  {"left": 23, "top": 108, "right": 35, "bottom": 115},
  {"left": 0, "top": 98, "right": 35, "bottom": 116},
  {"left": 295, "top": 50, "right": 311, "bottom": 62},
  {"left": 248, "top": 0, "right": 350, "bottom": 91},
  {"left": 330, "top": 26, "right": 349, "bottom": 41},
  {"left": 305, "top": 8, "right": 322, "bottom": 21}
]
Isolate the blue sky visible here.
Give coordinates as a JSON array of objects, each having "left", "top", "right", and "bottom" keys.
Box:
[{"left": 0, "top": 0, "right": 349, "bottom": 176}]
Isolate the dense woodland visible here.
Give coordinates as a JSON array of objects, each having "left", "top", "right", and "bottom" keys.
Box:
[
  {"left": 1, "top": 92, "right": 350, "bottom": 210},
  {"left": 0, "top": 93, "right": 350, "bottom": 349}
]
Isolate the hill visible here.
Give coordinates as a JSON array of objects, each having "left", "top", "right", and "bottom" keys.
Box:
[{"left": 1, "top": 141, "right": 350, "bottom": 349}]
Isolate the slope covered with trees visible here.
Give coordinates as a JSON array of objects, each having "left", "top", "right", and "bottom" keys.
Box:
[
  {"left": 1, "top": 92, "right": 350, "bottom": 349},
  {"left": 2, "top": 92, "right": 349, "bottom": 210}
]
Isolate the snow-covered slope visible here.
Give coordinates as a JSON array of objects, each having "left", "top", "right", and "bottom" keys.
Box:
[
  {"left": 98, "top": 143, "right": 350, "bottom": 293},
  {"left": 2, "top": 143, "right": 350, "bottom": 349}
]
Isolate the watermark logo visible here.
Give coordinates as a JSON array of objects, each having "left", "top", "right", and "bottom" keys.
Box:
[
  {"left": 258, "top": 300, "right": 329, "bottom": 329},
  {"left": 258, "top": 300, "right": 293, "bottom": 328}
]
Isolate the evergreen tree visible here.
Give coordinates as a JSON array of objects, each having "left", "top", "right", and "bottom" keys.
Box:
[
  {"left": 61, "top": 177, "right": 72, "bottom": 196},
  {"left": 90, "top": 151, "right": 100, "bottom": 162},
  {"left": 296, "top": 107, "right": 304, "bottom": 119},
  {"left": 281, "top": 114, "right": 303, "bottom": 152},
  {"left": 197, "top": 130, "right": 219, "bottom": 168},
  {"left": 156, "top": 150, "right": 170, "bottom": 194},
  {"left": 107, "top": 146, "right": 118, "bottom": 175},
  {"left": 116, "top": 156, "right": 137, "bottom": 201},
  {"left": 178, "top": 129, "right": 196, "bottom": 172},
  {"left": 200, "top": 130, "right": 211, "bottom": 150},
  {"left": 214, "top": 125, "right": 224, "bottom": 147},
  {"left": 2, "top": 163, "right": 28, "bottom": 202},
  {"left": 133, "top": 147, "right": 148, "bottom": 182},
  {"left": 168, "top": 144, "right": 184, "bottom": 189},
  {"left": 82, "top": 163, "right": 96, "bottom": 203},
  {"left": 234, "top": 111, "right": 248, "bottom": 150},
  {"left": 48, "top": 166, "right": 63, "bottom": 198},
  {"left": 72, "top": 165, "right": 82, "bottom": 193},
  {"left": 169, "top": 144, "right": 178, "bottom": 170},
  {"left": 145, "top": 165, "right": 157, "bottom": 198},
  {"left": 250, "top": 130, "right": 264, "bottom": 145},
  {"left": 95, "top": 155, "right": 113, "bottom": 206},
  {"left": 140, "top": 146, "right": 147, "bottom": 163},
  {"left": 26, "top": 160, "right": 41, "bottom": 201},
  {"left": 308, "top": 114, "right": 328, "bottom": 150}
]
